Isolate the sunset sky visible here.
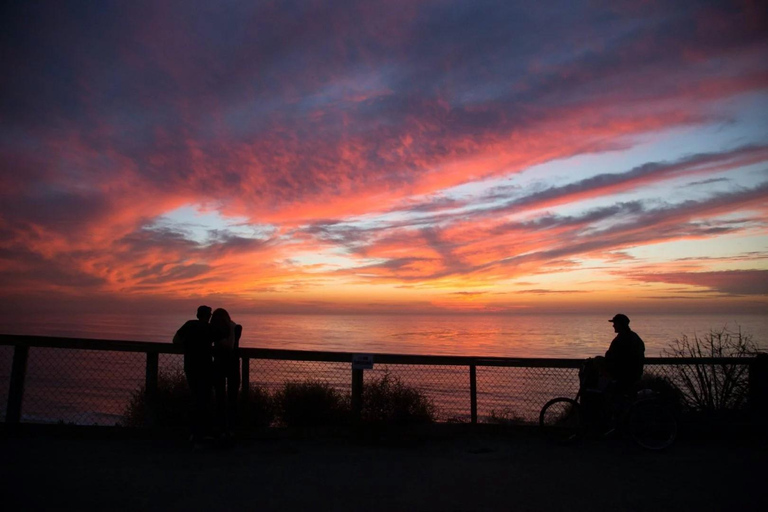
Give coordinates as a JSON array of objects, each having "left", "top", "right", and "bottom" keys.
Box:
[{"left": 1, "top": 0, "right": 767, "bottom": 317}]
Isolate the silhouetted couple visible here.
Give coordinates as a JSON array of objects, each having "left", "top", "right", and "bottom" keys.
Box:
[{"left": 173, "top": 305, "right": 242, "bottom": 446}]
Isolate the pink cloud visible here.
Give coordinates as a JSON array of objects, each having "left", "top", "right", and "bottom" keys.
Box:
[{"left": 1, "top": 1, "right": 767, "bottom": 313}]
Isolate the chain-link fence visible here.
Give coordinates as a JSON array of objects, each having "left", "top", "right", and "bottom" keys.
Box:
[
  {"left": 364, "top": 364, "right": 471, "bottom": 422},
  {"left": 249, "top": 359, "right": 352, "bottom": 397},
  {"left": 477, "top": 366, "right": 581, "bottom": 423},
  {"left": 0, "top": 336, "right": 762, "bottom": 427},
  {"left": 13, "top": 347, "right": 145, "bottom": 425},
  {"left": 644, "top": 361, "right": 755, "bottom": 412},
  {"left": 0, "top": 344, "right": 12, "bottom": 422}
]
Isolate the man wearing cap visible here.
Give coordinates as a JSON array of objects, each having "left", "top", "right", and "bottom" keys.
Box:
[
  {"left": 604, "top": 313, "right": 645, "bottom": 392},
  {"left": 173, "top": 305, "right": 214, "bottom": 444}
]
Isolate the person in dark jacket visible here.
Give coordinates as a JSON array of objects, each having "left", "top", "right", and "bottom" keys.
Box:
[
  {"left": 579, "top": 314, "right": 646, "bottom": 428},
  {"left": 604, "top": 313, "right": 645, "bottom": 392},
  {"left": 173, "top": 305, "right": 214, "bottom": 443},
  {"left": 210, "top": 308, "right": 242, "bottom": 439}
]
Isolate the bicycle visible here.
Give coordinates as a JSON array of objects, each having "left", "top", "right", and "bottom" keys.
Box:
[{"left": 539, "top": 380, "right": 678, "bottom": 451}]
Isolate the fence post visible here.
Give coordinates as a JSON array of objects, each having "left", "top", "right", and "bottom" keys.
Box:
[
  {"left": 469, "top": 364, "right": 478, "bottom": 425},
  {"left": 241, "top": 356, "right": 250, "bottom": 401},
  {"left": 144, "top": 352, "right": 159, "bottom": 428},
  {"left": 749, "top": 354, "right": 768, "bottom": 422},
  {"left": 351, "top": 368, "right": 364, "bottom": 422},
  {"left": 6, "top": 345, "right": 30, "bottom": 424}
]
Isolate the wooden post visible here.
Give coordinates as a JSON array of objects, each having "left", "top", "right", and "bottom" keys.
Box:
[
  {"left": 469, "top": 364, "right": 478, "bottom": 425},
  {"left": 144, "top": 352, "right": 159, "bottom": 428},
  {"left": 749, "top": 354, "right": 768, "bottom": 421},
  {"left": 6, "top": 345, "right": 30, "bottom": 424},
  {"left": 351, "top": 368, "right": 364, "bottom": 422},
  {"left": 241, "top": 356, "right": 250, "bottom": 401}
]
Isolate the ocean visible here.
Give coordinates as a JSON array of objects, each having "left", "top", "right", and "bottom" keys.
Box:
[
  {"left": 1, "top": 312, "right": 765, "bottom": 425},
  {"left": 2, "top": 312, "right": 766, "bottom": 357}
]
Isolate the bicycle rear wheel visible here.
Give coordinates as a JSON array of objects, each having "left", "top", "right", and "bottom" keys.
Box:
[
  {"left": 628, "top": 398, "right": 677, "bottom": 450},
  {"left": 539, "top": 398, "right": 583, "bottom": 444}
]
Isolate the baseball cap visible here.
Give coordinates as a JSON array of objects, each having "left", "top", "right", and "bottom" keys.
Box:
[{"left": 609, "top": 313, "right": 630, "bottom": 325}]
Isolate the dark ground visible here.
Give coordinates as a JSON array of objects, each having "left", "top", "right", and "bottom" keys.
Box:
[{"left": 1, "top": 425, "right": 766, "bottom": 511}]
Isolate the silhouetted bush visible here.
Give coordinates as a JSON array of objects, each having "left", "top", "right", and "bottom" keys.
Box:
[
  {"left": 273, "top": 380, "right": 350, "bottom": 427},
  {"left": 486, "top": 408, "right": 525, "bottom": 425},
  {"left": 361, "top": 371, "right": 437, "bottom": 425},
  {"left": 122, "top": 370, "right": 194, "bottom": 427},
  {"left": 239, "top": 383, "right": 276, "bottom": 429},
  {"left": 122, "top": 372, "right": 275, "bottom": 430},
  {"left": 662, "top": 327, "right": 757, "bottom": 412},
  {"left": 636, "top": 373, "right": 684, "bottom": 417}
]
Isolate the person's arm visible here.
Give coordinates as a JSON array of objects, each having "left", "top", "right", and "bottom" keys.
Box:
[
  {"left": 172, "top": 323, "right": 187, "bottom": 345},
  {"left": 604, "top": 336, "right": 625, "bottom": 379}
]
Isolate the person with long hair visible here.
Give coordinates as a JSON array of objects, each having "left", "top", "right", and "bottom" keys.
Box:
[{"left": 210, "top": 308, "right": 242, "bottom": 439}]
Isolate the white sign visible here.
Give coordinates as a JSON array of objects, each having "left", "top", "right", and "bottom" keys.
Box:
[{"left": 352, "top": 354, "right": 374, "bottom": 370}]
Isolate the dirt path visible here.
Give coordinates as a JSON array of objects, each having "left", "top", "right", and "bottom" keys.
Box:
[{"left": 2, "top": 428, "right": 766, "bottom": 511}]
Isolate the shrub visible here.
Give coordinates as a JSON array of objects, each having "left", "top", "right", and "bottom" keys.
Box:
[
  {"left": 485, "top": 408, "right": 524, "bottom": 425},
  {"left": 361, "top": 371, "right": 437, "bottom": 425},
  {"left": 273, "top": 380, "right": 350, "bottom": 427},
  {"left": 662, "top": 326, "right": 758, "bottom": 412},
  {"left": 122, "top": 370, "right": 194, "bottom": 428},
  {"left": 122, "top": 372, "right": 275, "bottom": 430},
  {"left": 239, "top": 384, "right": 276, "bottom": 429},
  {"left": 636, "top": 373, "right": 684, "bottom": 417}
]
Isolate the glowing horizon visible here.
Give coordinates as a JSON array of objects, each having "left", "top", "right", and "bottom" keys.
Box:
[{"left": 1, "top": 1, "right": 767, "bottom": 318}]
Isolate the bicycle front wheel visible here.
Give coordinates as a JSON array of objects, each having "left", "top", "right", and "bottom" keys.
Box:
[
  {"left": 539, "top": 398, "right": 583, "bottom": 444},
  {"left": 628, "top": 398, "right": 677, "bottom": 450}
]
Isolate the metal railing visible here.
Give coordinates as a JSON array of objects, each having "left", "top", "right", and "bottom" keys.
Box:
[{"left": 1, "top": 334, "right": 765, "bottom": 427}]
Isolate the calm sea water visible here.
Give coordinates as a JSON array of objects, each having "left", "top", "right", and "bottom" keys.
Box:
[
  {"left": 2, "top": 312, "right": 766, "bottom": 358},
  {"left": 1, "top": 312, "right": 765, "bottom": 425}
]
